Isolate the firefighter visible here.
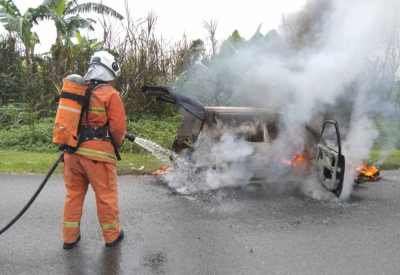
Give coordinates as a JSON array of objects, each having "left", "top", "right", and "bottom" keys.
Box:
[{"left": 62, "top": 51, "right": 126, "bottom": 249}]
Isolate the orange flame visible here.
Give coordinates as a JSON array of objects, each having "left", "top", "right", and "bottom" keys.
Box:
[
  {"left": 282, "top": 154, "right": 307, "bottom": 166},
  {"left": 293, "top": 155, "right": 304, "bottom": 166},
  {"left": 153, "top": 165, "right": 173, "bottom": 175},
  {"left": 355, "top": 161, "right": 379, "bottom": 182}
]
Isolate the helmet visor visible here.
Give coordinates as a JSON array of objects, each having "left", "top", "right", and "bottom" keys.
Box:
[{"left": 84, "top": 64, "right": 115, "bottom": 82}]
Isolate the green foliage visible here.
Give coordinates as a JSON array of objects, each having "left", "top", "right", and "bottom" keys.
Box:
[
  {"left": 0, "top": 34, "right": 24, "bottom": 104},
  {"left": 0, "top": 103, "right": 26, "bottom": 128},
  {"left": 0, "top": 74, "right": 20, "bottom": 104},
  {"left": 122, "top": 115, "right": 183, "bottom": 153},
  {"left": 29, "top": 0, "right": 124, "bottom": 43},
  {"left": 219, "top": 30, "right": 246, "bottom": 58},
  {"left": 188, "top": 39, "right": 205, "bottom": 65},
  {"left": 0, "top": 4, "right": 206, "bottom": 122},
  {"left": 368, "top": 149, "right": 400, "bottom": 170},
  {"left": 0, "top": 117, "right": 57, "bottom": 152},
  {"left": 0, "top": 0, "right": 20, "bottom": 18},
  {"left": 373, "top": 116, "right": 400, "bottom": 150},
  {"left": 112, "top": 11, "right": 195, "bottom": 118},
  {"left": 0, "top": 0, "right": 40, "bottom": 69}
]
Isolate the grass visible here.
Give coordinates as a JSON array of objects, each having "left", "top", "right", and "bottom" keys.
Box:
[
  {"left": 368, "top": 149, "right": 400, "bottom": 170},
  {"left": 0, "top": 150, "right": 165, "bottom": 175}
]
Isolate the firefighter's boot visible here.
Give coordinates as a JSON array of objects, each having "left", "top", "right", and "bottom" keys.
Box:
[
  {"left": 63, "top": 235, "right": 81, "bottom": 250},
  {"left": 105, "top": 229, "right": 124, "bottom": 247}
]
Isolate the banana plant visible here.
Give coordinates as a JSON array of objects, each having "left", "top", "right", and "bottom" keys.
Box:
[
  {"left": 29, "top": 0, "right": 123, "bottom": 48},
  {"left": 27, "top": 0, "right": 123, "bottom": 72},
  {"left": 0, "top": 0, "right": 40, "bottom": 68}
]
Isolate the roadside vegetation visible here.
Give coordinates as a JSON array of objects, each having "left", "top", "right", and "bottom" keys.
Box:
[
  {"left": 0, "top": 0, "right": 399, "bottom": 174},
  {"left": 0, "top": 150, "right": 165, "bottom": 175}
]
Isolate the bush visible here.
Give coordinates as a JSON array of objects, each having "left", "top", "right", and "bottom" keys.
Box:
[
  {"left": 122, "top": 115, "right": 182, "bottom": 153},
  {"left": 373, "top": 117, "right": 400, "bottom": 150},
  {"left": 0, "top": 118, "right": 57, "bottom": 152}
]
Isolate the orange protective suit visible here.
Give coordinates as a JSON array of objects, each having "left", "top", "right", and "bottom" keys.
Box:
[{"left": 62, "top": 83, "right": 126, "bottom": 244}]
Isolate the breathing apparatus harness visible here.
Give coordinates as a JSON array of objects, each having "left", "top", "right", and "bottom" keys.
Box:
[{"left": 58, "top": 80, "right": 121, "bottom": 160}]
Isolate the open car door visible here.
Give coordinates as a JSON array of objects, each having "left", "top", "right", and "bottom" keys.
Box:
[
  {"left": 141, "top": 85, "right": 206, "bottom": 116},
  {"left": 316, "top": 120, "right": 346, "bottom": 198},
  {"left": 141, "top": 85, "right": 207, "bottom": 157}
]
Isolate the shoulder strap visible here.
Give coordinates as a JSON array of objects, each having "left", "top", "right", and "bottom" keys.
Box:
[
  {"left": 77, "top": 82, "right": 103, "bottom": 144},
  {"left": 83, "top": 81, "right": 110, "bottom": 129},
  {"left": 76, "top": 81, "right": 122, "bottom": 161}
]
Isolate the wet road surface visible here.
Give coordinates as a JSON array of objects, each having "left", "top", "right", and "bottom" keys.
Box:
[{"left": 1, "top": 171, "right": 400, "bottom": 275}]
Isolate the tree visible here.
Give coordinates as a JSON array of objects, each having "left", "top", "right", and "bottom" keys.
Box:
[
  {"left": 28, "top": 0, "right": 123, "bottom": 71},
  {"left": 0, "top": 0, "right": 40, "bottom": 69},
  {"left": 30, "top": 0, "right": 123, "bottom": 48},
  {"left": 203, "top": 19, "right": 218, "bottom": 61}
]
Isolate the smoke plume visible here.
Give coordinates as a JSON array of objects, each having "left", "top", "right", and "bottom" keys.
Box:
[
  {"left": 235, "top": 0, "right": 399, "bottom": 200},
  {"left": 162, "top": 0, "right": 400, "bottom": 201}
]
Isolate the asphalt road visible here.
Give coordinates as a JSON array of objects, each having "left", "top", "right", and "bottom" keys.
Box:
[{"left": 1, "top": 171, "right": 400, "bottom": 275}]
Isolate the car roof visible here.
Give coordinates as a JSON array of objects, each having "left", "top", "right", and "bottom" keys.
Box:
[{"left": 205, "top": 106, "right": 320, "bottom": 138}]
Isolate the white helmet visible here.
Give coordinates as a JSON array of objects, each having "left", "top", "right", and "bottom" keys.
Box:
[{"left": 84, "top": 51, "right": 120, "bottom": 81}]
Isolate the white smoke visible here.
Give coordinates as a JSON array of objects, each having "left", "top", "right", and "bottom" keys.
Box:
[
  {"left": 203, "top": 132, "right": 256, "bottom": 189},
  {"left": 341, "top": 116, "right": 379, "bottom": 199},
  {"left": 161, "top": 0, "right": 400, "bottom": 201},
  {"left": 161, "top": 130, "right": 259, "bottom": 193},
  {"left": 231, "top": 0, "right": 399, "bottom": 200}
]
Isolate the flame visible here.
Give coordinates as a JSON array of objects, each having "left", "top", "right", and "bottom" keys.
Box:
[
  {"left": 354, "top": 161, "right": 379, "bottom": 182},
  {"left": 282, "top": 154, "right": 307, "bottom": 166},
  {"left": 293, "top": 155, "right": 304, "bottom": 166},
  {"left": 153, "top": 165, "right": 173, "bottom": 175},
  {"left": 282, "top": 159, "right": 292, "bottom": 165}
]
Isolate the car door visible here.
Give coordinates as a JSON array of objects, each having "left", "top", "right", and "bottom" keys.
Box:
[
  {"left": 141, "top": 85, "right": 207, "bottom": 158},
  {"left": 316, "top": 120, "right": 346, "bottom": 197}
]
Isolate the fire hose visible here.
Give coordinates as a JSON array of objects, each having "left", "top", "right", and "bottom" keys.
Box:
[{"left": 0, "top": 133, "right": 136, "bottom": 236}]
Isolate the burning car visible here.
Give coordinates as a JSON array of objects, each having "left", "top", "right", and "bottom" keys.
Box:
[{"left": 141, "top": 85, "right": 346, "bottom": 198}]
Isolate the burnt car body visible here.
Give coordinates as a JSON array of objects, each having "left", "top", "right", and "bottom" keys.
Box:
[{"left": 142, "top": 85, "right": 346, "bottom": 198}]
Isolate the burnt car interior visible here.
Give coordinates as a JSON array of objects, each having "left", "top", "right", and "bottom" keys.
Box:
[{"left": 141, "top": 85, "right": 346, "bottom": 198}]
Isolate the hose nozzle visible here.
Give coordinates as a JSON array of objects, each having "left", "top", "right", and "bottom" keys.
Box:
[{"left": 125, "top": 133, "right": 136, "bottom": 142}]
